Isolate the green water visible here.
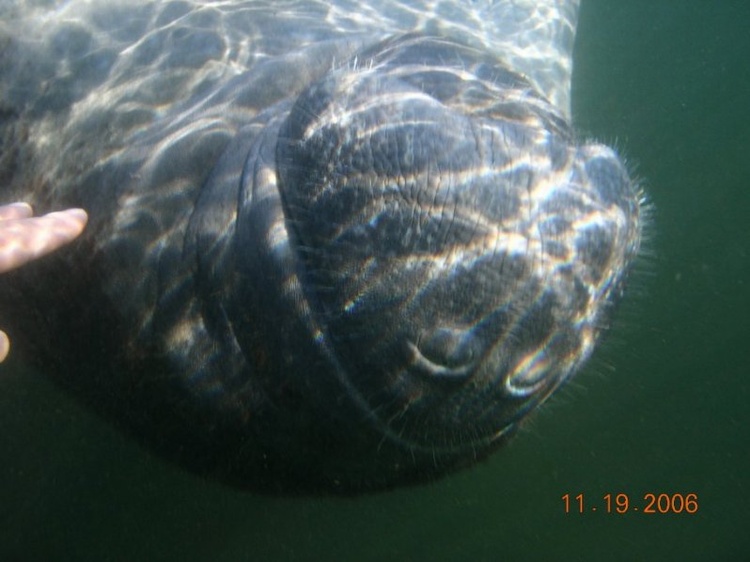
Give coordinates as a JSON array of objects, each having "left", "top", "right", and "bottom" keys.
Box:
[{"left": 1, "top": 1, "right": 748, "bottom": 560}]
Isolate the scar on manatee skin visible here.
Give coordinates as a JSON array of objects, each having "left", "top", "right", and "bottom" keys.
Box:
[{"left": 0, "top": 202, "right": 88, "bottom": 363}]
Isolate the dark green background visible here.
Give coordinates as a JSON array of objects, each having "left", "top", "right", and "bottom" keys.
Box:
[{"left": 1, "top": 2, "right": 748, "bottom": 560}]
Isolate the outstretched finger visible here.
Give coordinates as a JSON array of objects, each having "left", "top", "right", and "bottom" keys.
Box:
[
  {"left": 0, "top": 330, "right": 9, "bottom": 363},
  {"left": 0, "top": 208, "right": 88, "bottom": 274},
  {"left": 0, "top": 202, "right": 33, "bottom": 221}
]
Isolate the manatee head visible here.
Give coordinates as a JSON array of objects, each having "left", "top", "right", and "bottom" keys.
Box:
[{"left": 272, "top": 36, "right": 642, "bottom": 456}]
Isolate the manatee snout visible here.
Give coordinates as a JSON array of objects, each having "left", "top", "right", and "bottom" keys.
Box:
[{"left": 273, "top": 36, "right": 641, "bottom": 451}]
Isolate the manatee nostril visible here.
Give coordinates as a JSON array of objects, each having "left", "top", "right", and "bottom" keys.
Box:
[{"left": 408, "top": 326, "right": 481, "bottom": 381}]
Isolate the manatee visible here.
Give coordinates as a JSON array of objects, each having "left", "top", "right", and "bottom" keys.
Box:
[{"left": 0, "top": 0, "right": 643, "bottom": 494}]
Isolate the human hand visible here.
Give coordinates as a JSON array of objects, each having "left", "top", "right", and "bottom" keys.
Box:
[{"left": 0, "top": 202, "right": 88, "bottom": 362}]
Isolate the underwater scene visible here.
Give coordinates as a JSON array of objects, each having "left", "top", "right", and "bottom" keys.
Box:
[{"left": 0, "top": 1, "right": 748, "bottom": 560}]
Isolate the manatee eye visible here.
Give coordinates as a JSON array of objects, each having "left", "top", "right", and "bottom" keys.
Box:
[{"left": 409, "top": 326, "right": 481, "bottom": 381}]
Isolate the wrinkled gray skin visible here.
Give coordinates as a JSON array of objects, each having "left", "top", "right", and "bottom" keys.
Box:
[{"left": 0, "top": 0, "right": 642, "bottom": 494}]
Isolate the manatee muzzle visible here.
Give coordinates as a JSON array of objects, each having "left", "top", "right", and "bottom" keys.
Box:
[{"left": 275, "top": 36, "right": 641, "bottom": 451}]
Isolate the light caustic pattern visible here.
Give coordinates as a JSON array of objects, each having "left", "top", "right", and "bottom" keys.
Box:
[{"left": 0, "top": 0, "right": 643, "bottom": 492}]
